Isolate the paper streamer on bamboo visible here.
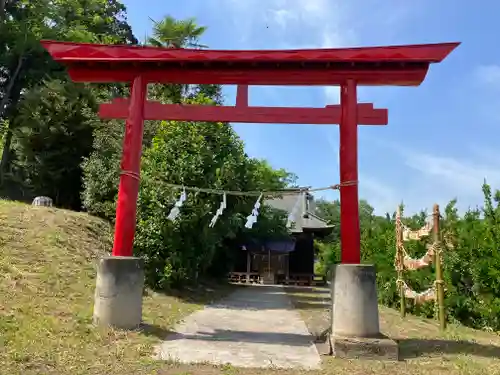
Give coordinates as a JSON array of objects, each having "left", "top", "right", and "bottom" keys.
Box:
[
  {"left": 399, "top": 280, "right": 436, "bottom": 305},
  {"left": 402, "top": 222, "right": 432, "bottom": 241},
  {"left": 403, "top": 243, "right": 436, "bottom": 270}
]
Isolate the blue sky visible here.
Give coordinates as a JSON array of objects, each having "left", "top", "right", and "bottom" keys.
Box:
[{"left": 121, "top": 0, "right": 500, "bottom": 215}]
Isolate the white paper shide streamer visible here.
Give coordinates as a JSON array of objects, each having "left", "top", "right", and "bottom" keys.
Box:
[
  {"left": 244, "top": 193, "right": 263, "bottom": 229},
  {"left": 286, "top": 191, "right": 303, "bottom": 228},
  {"left": 163, "top": 184, "right": 320, "bottom": 231},
  {"left": 167, "top": 187, "right": 187, "bottom": 221},
  {"left": 209, "top": 193, "right": 227, "bottom": 228}
]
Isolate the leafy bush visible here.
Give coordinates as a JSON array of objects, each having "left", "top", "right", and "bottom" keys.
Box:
[
  {"left": 316, "top": 182, "right": 500, "bottom": 331},
  {"left": 134, "top": 100, "right": 292, "bottom": 287}
]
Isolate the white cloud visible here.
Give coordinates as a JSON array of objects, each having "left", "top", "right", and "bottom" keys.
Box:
[
  {"left": 474, "top": 65, "right": 500, "bottom": 87},
  {"left": 324, "top": 87, "right": 340, "bottom": 104},
  {"left": 402, "top": 149, "right": 500, "bottom": 197},
  {"left": 222, "top": 0, "right": 349, "bottom": 43},
  {"left": 359, "top": 174, "right": 401, "bottom": 215},
  {"left": 220, "top": 0, "right": 354, "bottom": 107},
  {"left": 267, "top": 0, "right": 330, "bottom": 28},
  {"left": 470, "top": 65, "right": 500, "bottom": 122},
  {"left": 323, "top": 125, "right": 399, "bottom": 215},
  {"left": 338, "top": 130, "right": 499, "bottom": 213},
  {"left": 367, "top": 137, "right": 500, "bottom": 212},
  {"left": 401, "top": 150, "right": 500, "bottom": 213},
  {"left": 268, "top": 0, "right": 337, "bottom": 28},
  {"left": 270, "top": 9, "right": 297, "bottom": 29},
  {"left": 223, "top": 0, "right": 333, "bottom": 27}
]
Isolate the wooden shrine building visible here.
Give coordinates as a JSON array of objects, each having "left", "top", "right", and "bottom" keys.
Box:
[{"left": 229, "top": 189, "right": 333, "bottom": 286}]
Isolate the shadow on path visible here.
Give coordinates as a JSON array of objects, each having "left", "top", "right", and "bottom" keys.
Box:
[
  {"left": 210, "top": 285, "right": 331, "bottom": 311},
  {"left": 139, "top": 323, "right": 173, "bottom": 340},
  {"left": 398, "top": 338, "right": 500, "bottom": 359},
  {"left": 285, "top": 286, "right": 330, "bottom": 295},
  {"left": 163, "top": 329, "right": 313, "bottom": 347}
]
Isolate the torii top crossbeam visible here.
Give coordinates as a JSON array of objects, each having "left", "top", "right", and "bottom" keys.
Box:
[
  {"left": 41, "top": 40, "right": 458, "bottom": 85},
  {"left": 41, "top": 40, "right": 459, "bottom": 264}
]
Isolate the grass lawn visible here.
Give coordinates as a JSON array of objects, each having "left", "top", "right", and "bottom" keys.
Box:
[
  {"left": 0, "top": 200, "right": 233, "bottom": 375},
  {"left": 2, "top": 200, "right": 500, "bottom": 375},
  {"left": 286, "top": 286, "right": 500, "bottom": 375}
]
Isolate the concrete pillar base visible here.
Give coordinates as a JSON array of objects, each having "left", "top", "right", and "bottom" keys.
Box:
[
  {"left": 93, "top": 256, "right": 145, "bottom": 330},
  {"left": 330, "top": 264, "right": 399, "bottom": 360},
  {"left": 332, "top": 264, "right": 380, "bottom": 337}
]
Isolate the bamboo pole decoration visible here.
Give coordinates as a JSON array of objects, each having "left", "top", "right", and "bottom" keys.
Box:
[
  {"left": 396, "top": 206, "right": 406, "bottom": 318},
  {"left": 433, "top": 204, "right": 446, "bottom": 330}
]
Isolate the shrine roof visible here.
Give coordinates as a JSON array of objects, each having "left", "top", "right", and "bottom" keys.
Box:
[
  {"left": 40, "top": 40, "right": 460, "bottom": 86},
  {"left": 265, "top": 191, "right": 333, "bottom": 234}
]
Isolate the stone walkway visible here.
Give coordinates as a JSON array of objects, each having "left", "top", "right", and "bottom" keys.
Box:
[{"left": 156, "top": 285, "right": 321, "bottom": 370}]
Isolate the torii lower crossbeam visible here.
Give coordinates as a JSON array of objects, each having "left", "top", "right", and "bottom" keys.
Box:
[{"left": 100, "top": 99, "right": 388, "bottom": 125}]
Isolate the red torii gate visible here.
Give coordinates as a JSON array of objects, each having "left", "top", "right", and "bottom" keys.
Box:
[{"left": 41, "top": 40, "right": 459, "bottom": 265}]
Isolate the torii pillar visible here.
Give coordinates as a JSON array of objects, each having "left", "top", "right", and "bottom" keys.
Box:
[{"left": 339, "top": 79, "right": 360, "bottom": 264}]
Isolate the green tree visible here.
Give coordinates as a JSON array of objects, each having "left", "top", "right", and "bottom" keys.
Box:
[
  {"left": 0, "top": 0, "right": 137, "bottom": 181},
  {"left": 148, "top": 15, "right": 207, "bottom": 48},
  {"left": 146, "top": 15, "right": 222, "bottom": 104},
  {"left": 245, "top": 159, "right": 298, "bottom": 191},
  {"left": 12, "top": 79, "right": 99, "bottom": 208}
]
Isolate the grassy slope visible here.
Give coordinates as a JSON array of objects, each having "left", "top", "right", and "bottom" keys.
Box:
[{"left": 0, "top": 200, "right": 231, "bottom": 375}]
